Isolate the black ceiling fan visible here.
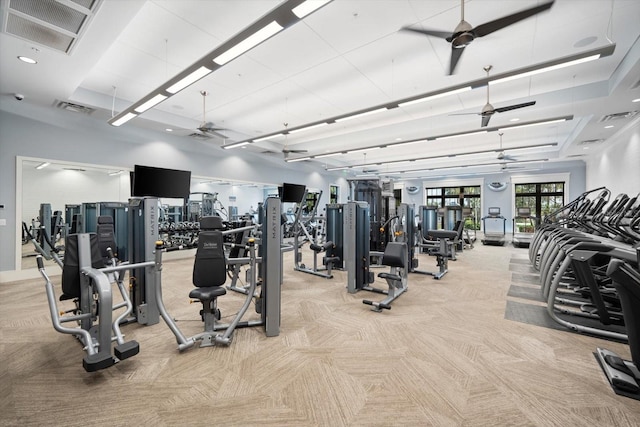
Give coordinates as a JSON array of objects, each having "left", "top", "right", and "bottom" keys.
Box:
[
  {"left": 195, "top": 90, "right": 227, "bottom": 138},
  {"left": 281, "top": 123, "right": 308, "bottom": 158},
  {"left": 451, "top": 65, "right": 536, "bottom": 127},
  {"left": 400, "top": 0, "right": 555, "bottom": 75}
]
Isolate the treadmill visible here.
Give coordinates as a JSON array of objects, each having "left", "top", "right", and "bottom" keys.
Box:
[
  {"left": 512, "top": 207, "right": 537, "bottom": 248},
  {"left": 481, "top": 207, "right": 506, "bottom": 246}
]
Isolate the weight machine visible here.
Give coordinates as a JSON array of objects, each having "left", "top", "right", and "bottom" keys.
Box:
[{"left": 342, "top": 201, "right": 409, "bottom": 312}]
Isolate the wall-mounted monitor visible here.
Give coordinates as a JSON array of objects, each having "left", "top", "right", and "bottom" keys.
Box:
[
  {"left": 278, "top": 183, "right": 306, "bottom": 203},
  {"left": 488, "top": 207, "right": 501, "bottom": 216},
  {"left": 131, "top": 165, "right": 191, "bottom": 199}
]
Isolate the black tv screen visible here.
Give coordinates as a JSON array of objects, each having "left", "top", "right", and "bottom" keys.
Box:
[
  {"left": 280, "top": 183, "right": 306, "bottom": 203},
  {"left": 132, "top": 165, "right": 191, "bottom": 199}
]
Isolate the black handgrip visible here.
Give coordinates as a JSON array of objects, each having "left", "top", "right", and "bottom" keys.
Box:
[
  {"left": 379, "top": 303, "right": 391, "bottom": 310},
  {"left": 363, "top": 300, "right": 373, "bottom": 306},
  {"left": 40, "top": 226, "right": 59, "bottom": 253},
  {"left": 36, "top": 255, "right": 44, "bottom": 269},
  {"left": 22, "top": 222, "right": 34, "bottom": 240}
]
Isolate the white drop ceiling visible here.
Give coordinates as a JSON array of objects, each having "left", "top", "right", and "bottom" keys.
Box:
[{"left": 1, "top": 0, "right": 639, "bottom": 179}]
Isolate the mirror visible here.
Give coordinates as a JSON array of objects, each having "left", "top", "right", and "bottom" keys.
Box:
[{"left": 18, "top": 157, "right": 277, "bottom": 270}]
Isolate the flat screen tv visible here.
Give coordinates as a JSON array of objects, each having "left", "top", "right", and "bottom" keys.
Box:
[
  {"left": 279, "top": 183, "right": 306, "bottom": 203},
  {"left": 131, "top": 165, "right": 191, "bottom": 199}
]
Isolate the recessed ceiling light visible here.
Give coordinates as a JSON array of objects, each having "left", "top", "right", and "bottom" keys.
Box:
[
  {"left": 395, "top": 137, "right": 403, "bottom": 141},
  {"left": 604, "top": 125, "right": 614, "bottom": 129},
  {"left": 509, "top": 118, "right": 520, "bottom": 122},
  {"left": 165, "top": 128, "right": 173, "bottom": 132},
  {"left": 17, "top": 56, "right": 37, "bottom": 64},
  {"left": 583, "top": 146, "right": 590, "bottom": 150}
]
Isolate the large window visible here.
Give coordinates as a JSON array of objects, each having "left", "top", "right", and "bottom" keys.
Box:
[
  {"left": 515, "top": 182, "right": 564, "bottom": 222},
  {"left": 425, "top": 185, "right": 481, "bottom": 230}
]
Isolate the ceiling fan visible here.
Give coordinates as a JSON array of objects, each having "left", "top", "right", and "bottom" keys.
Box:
[
  {"left": 281, "top": 123, "right": 308, "bottom": 158},
  {"left": 496, "top": 132, "right": 519, "bottom": 161},
  {"left": 452, "top": 65, "right": 536, "bottom": 127},
  {"left": 400, "top": 0, "right": 554, "bottom": 74},
  {"left": 195, "top": 90, "right": 227, "bottom": 138}
]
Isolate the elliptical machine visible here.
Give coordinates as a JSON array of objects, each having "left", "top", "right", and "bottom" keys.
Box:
[{"left": 595, "top": 253, "right": 640, "bottom": 397}]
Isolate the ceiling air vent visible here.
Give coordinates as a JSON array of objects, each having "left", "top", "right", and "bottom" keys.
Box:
[
  {"left": 599, "top": 111, "right": 639, "bottom": 122},
  {"left": 2, "top": 0, "right": 101, "bottom": 54},
  {"left": 55, "top": 100, "right": 95, "bottom": 114}
]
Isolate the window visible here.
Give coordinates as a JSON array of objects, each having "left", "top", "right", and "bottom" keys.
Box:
[
  {"left": 425, "top": 185, "right": 481, "bottom": 230},
  {"left": 329, "top": 185, "right": 338, "bottom": 204},
  {"left": 515, "top": 182, "right": 564, "bottom": 222}
]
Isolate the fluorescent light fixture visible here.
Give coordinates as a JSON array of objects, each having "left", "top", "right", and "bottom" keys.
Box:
[
  {"left": 506, "top": 143, "right": 557, "bottom": 152},
  {"left": 292, "top": 0, "right": 331, "bottom": 18},
  {"left": 222, "top": 141, "right": 251, "bottom": 149},
  {"left": 288, "top": 122, "right": 328, "bottom": 134},
  {"left": 165, "top": 128, "right": 173, "bottom": 132},
  {"left": 286, "top": 156, "right": 312, "bottom": 163},
  {"left": 134, "top": 94, "right": 168, "bottom": 113},
  {"left": 498, "top": 118, "right": 567, "bottom": 131},
  {"left": 17, "top": 56, "right": 37, "bottom": 64},
  {"left": 166, "top": 66, "right": 212, "bottom": 94},
  {"left": 394, "top": 139, "right": 428, "bottom": 147},
  {"left": 315, "top": 152, "right": 342, "bottom": 159},
  {"left": 254, "top": 133, "right": 284, "bottom": 142},
  {"left": 491, "top": 55, "right": 601, "bottom": 85},
  {"left": 398, "top": 86, "right": 471, "bottom": 107},
  {"left": 604, "top": 125, "right": 614, "bottom": 129},
  {"left": 108, "top": 170, "right": 123, "bottom": 176},
  {"left": 35, "top": 162, "right": 50, "bottom": 170},
  {"left": 346, "top": 146, "right": 381, "bottom": 154},
  {"left": 435, "top": 130, "right": 487, "bottom": 141},
  {"left": 633, "top": 98, "right": 640, "bottom": 103},
  {"left": 111, "top": 112, "right": 138, "bottom": 127},
  {"left": 213, "top": 21, "right": 283, "bottom": 65},
  {"left": 335, "top": 108, "right": 388, "bottom": 123}
]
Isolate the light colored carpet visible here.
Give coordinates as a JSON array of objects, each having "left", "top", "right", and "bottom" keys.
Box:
[{"left": 2, "top": 241, "right": 639, "bottom": 426}]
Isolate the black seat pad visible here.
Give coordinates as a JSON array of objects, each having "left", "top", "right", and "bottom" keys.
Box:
[
  {"left": 189, "top": 286, "right": 227, "bottom": 300},
  {"left": 427, "top": 230, "right": 458, "bottom": 240}
]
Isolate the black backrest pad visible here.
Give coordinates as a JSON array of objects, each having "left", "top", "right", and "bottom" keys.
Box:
[
  {"left": 96, "top": 215, "right": 116, "bottom": 258},
  {"left": 200, "top": 216, "right": 223, "bottom": 230},
  {"left": 382, "top": 242, "right": 406, "bottom": 268},
  {"left": 193, "top": 230, "right": 227, "bottom": 287},
  {"left": 62, "top": 233, "right": 105, "bottom": 298}
]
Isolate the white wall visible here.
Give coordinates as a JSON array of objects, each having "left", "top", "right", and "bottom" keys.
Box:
[
  {"left": 585, "top": 118, "right": 640, "bottom": 197},
  {"left": 0, "top": 107, "right": 349, "bottom": 278}
]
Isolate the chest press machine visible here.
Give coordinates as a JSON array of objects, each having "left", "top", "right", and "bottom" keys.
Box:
[{"left": 158, "top": 196, "right": 282, "bottom": 349}]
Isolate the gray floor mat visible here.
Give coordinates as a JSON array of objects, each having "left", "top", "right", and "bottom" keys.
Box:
[
  {"left": 507, "top": 285, "right": 545, "bottom": 302},
  {"left": 504, "top": 300, "right": 566, "bottom": 331}
]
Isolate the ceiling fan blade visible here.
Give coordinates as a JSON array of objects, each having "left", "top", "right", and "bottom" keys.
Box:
[
  {"left": 282, "top": 149, "right": 308, "bottom": 154},
  {"left": 449, "top": 44, "right": 465, "bottom": 75},
  {"left": 400, "top": 26, "right": 452, "bottom": 40},
  {"left": 473, "top": 1, "right": 554, "bottom": 37},
  {"left": 481, "top": 114, "right": 491, "bottom": 127},
  {"left": 494, "top": 101, "right": 536, "bottom": 113}
]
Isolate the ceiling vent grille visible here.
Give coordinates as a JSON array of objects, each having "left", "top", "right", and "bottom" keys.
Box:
[
  {"left": 599, "top": 110, "right": 639, "bottom": 122},
  {"left": 55, "top": 100, "right": 95, "bottom": 114},
  {"left": 3, "top": 0, "right": 101, "bottom": 54}
]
